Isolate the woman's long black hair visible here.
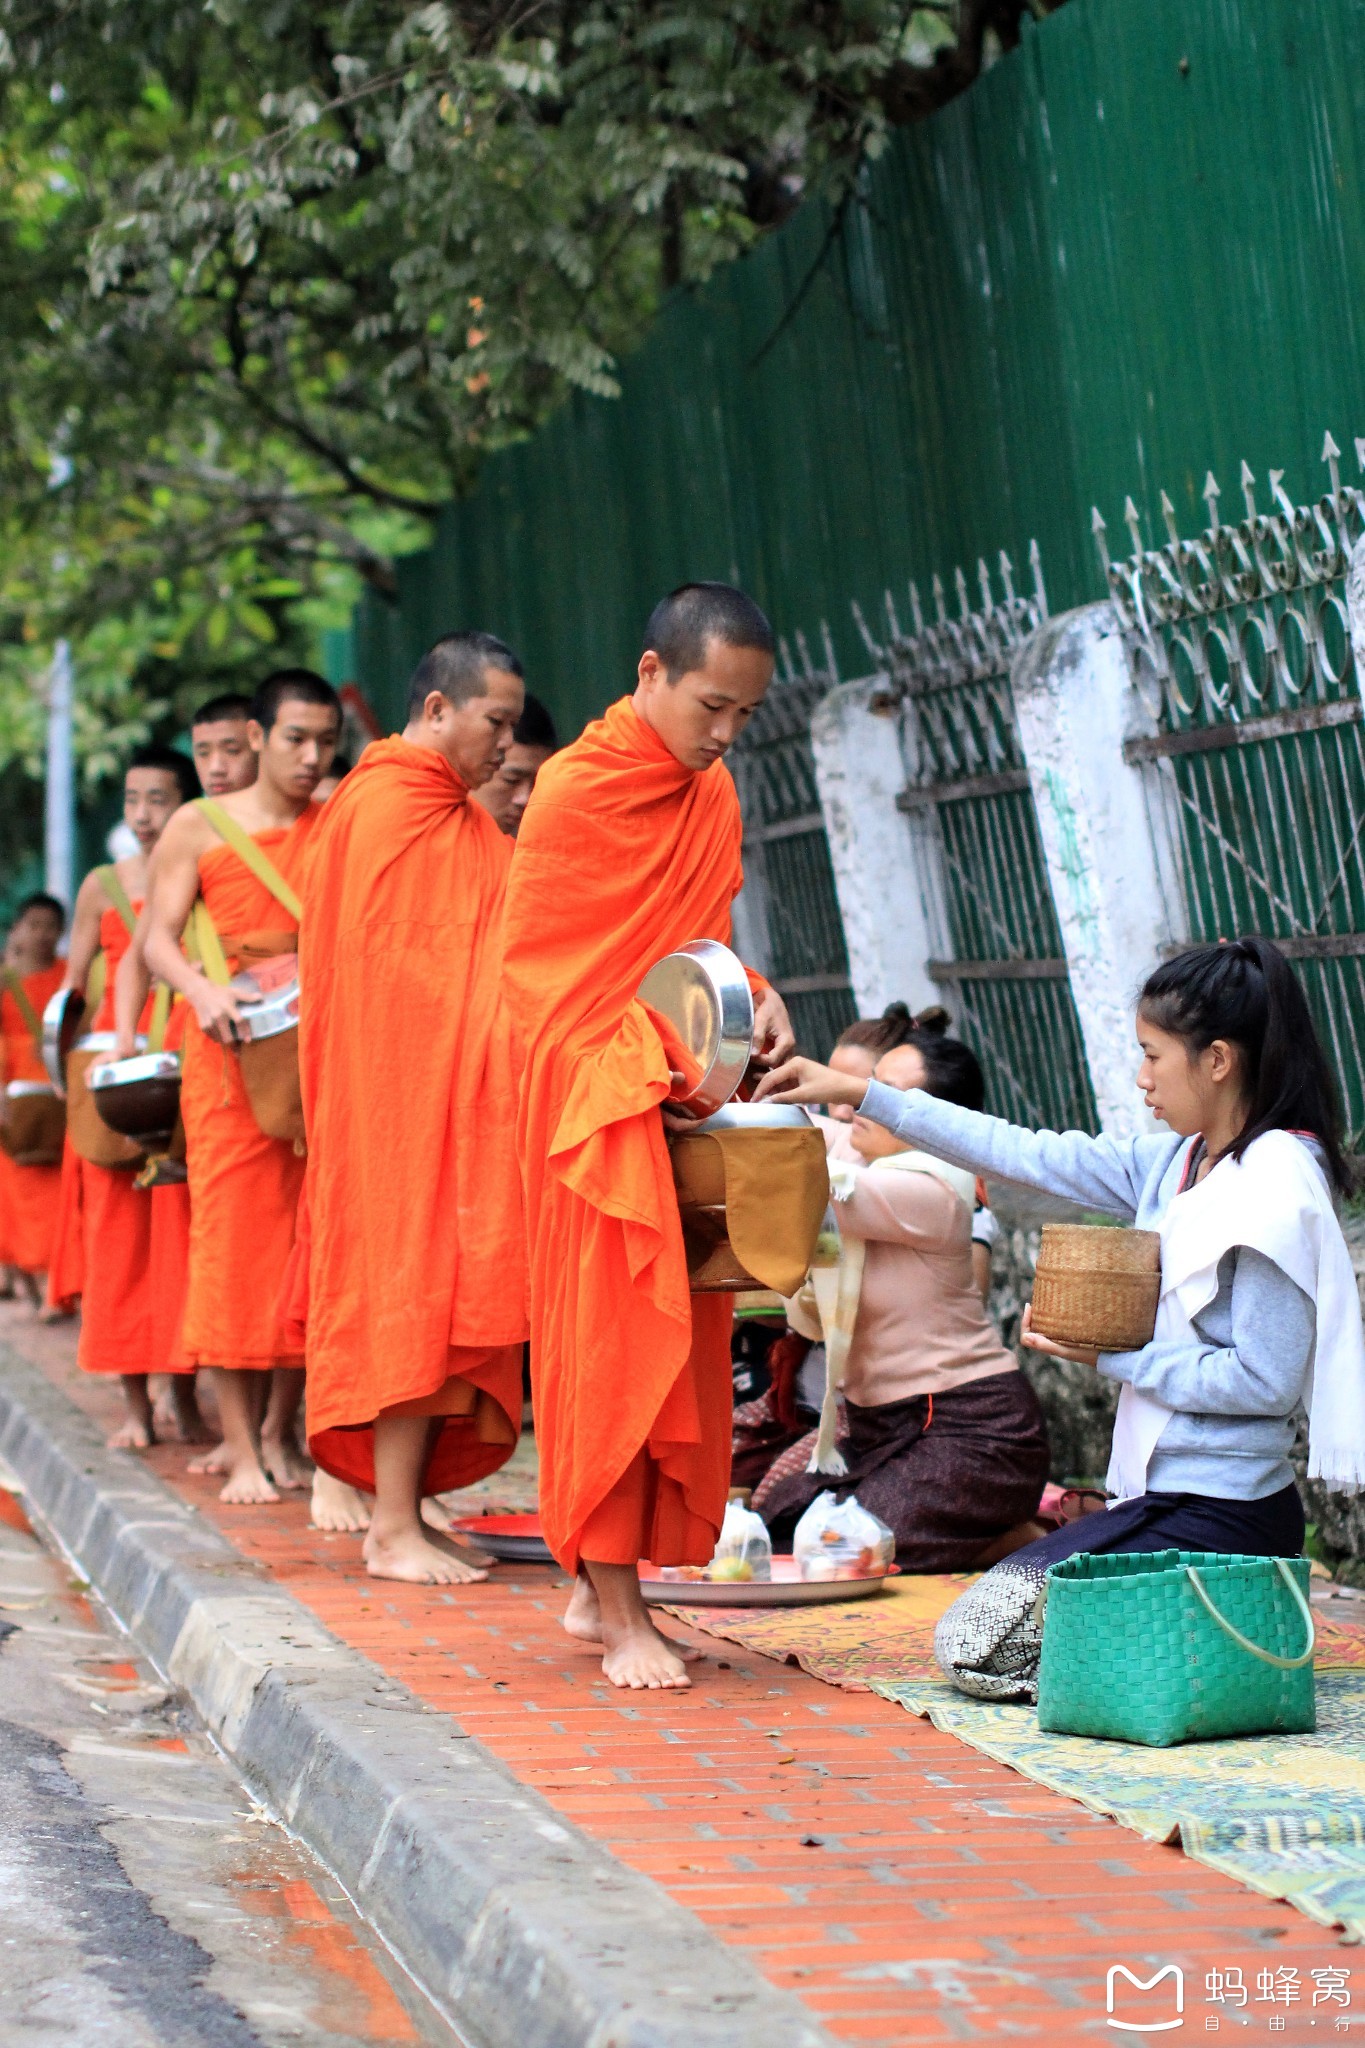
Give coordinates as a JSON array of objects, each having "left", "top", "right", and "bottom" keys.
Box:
[{"left": 1139, "top": 937, "right": 1353, "bottom": 1197}]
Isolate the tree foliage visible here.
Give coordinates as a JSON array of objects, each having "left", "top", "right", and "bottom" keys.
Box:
[{"left": 0, "top": 0, "right": 1065, "bottom": 777}]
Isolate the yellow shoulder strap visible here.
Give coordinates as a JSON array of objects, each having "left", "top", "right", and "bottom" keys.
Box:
[
  {"left": 1, "top": 968, "right": 43, "bottom": 1054},
  {"left": 148, "top": 981, "right": 173, "bottom": 1053},
  {"left": 86, "top": 952, "right": 108, "bottom": 1016},
  {"left": 96, "top": 864, "right": 137, "bottom": 936},
  {"left": 188, "top": 903, "right": 232, "bottom": 988},
  {"left": 194, "top": 798, "right": 303, "bottom": 923}
]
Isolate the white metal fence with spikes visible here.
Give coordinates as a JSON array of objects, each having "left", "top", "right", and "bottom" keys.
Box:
[{"left": 1100, "top": 432, "right": 1365, "bottom": 1146}]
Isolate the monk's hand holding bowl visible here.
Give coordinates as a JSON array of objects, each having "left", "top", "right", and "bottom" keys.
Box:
[
  {"left": 190, "top": 977, "right": 245, "bottom": 1049},
  {"left": 752, "top": 984, "right": 796, "bottom": 1067},
  {"left": 660, "top": 1070, "right": 697, "bottom": 1134},
  {"left": 753, "top": 1055, "right": 866, "bottom": 1109},
  {"left": 1019, "top": 1302, "right": 1098, "bottom": 1370}
]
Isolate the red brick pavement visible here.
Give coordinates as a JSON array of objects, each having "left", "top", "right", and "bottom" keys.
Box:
[{"left": 9, "top": 1309, "right": 1361, "bottom": 2046}]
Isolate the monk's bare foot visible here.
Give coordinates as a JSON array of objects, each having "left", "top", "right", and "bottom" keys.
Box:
[
  {"left": 16, "top": 1271, "right": 41, "bottom": 1309},
  {"left": 600, "top": 1619, "right": 692, "bottom": 1691},
  {"left": 188, "top": 1440, "right": 231, "bottom": 1475},
  {"left": 106, "top": 1418, "right": 155, "bottom": 1452},
  {"left": 218, "top": 1456, "right": 280, "bottom": 1506},
  {"left": 362, "top": 1527, "right": 488, "bottom": 1586},
  {"left": 159, "top": 1386, "right": 215, "bottom": 1445},
  {"left": 563, "top": 1575, "right": 604, "bottom": 1643},
  {"left": 39, "top": 1302, "right": 75, "bottom": 1325},
  {"left": 260, "top": 1432, "right": 312, "bottom": 1490},
  {"left": 418, "top": 1496, "right": 455, "bottom": 1534},
  {"left": 311, "top": 1471, "right": 371, "bottom": 1533}
]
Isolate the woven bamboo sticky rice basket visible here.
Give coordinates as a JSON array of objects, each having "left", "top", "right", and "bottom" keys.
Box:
[{"left": 1030, "top": 1223, "right": 1161, "bottom": 1353}]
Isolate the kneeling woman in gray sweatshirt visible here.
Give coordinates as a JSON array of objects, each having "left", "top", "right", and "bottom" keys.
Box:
[{"left": 755, "top": 937, "right": 1362, "bottom": 1701}]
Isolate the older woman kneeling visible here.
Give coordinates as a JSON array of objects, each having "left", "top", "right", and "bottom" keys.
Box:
[{"left": 753, "top": 1031, "right": 1051, "bottom": 1571}]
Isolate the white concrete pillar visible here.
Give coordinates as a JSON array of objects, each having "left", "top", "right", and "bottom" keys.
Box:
[
  {"left": 808, "top": 675, "right": 942, "bottom": 1018},
  {"left": 1010, "top": 602, "right": 1184, "bottom": 1137},
  {"left": 1345, "top": 530, "right": 1365, "bottom": 696}
]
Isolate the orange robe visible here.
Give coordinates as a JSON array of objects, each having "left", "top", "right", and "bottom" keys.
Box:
[
  {"left": 46, "top": 1137, "right": 84, "bottom": 1311},
  {"left": 179, "top": 807, "right": 320, "bottom": 1372},
  {"left": 502, "top": 696, "right": 761, "bottom": 1573},
  {"left": 0, "top": 962, "right": 66, "bottom": 1276},
  {"left": 146, "top": 994, "right": 192, "bottom": 1373},
  {"left": 74, "top": 902, "right": 153, "bottom": 1375},
  {"left": 300, "top": 737, "right": 526, "bottom": 1494}
]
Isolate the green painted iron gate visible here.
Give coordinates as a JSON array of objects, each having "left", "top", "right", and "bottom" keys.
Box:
[
  {"left": 729, "top": 646, "right": 857, "bottom": 1061},
  {"left": 858, "top": 554, "right": 1099, "bottom": 1132},
  {"left": 1105, "top": 436, "right": 1365, "bottom": 1148}
]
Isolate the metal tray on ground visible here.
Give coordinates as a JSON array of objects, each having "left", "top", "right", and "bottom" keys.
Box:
[
  {"left": 452, "top": 1514, "right": 554, "bottom": 1564},
  {"left": 640, "top": 1556, "right": 892, "bottom": 1607}
]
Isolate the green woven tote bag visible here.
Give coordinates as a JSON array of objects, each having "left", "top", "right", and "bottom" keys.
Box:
[{"left": 1035, "top": 1549, "right": 1316, "bottom": 1747}]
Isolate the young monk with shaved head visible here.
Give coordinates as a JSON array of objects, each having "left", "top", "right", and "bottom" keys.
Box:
[
  {"left": 299, "top": 631, "right": 528, "bottom": 1583},
  {"left": 189, "top": 694, "right": 255, "bottom": 798},
  {"left": 142, "top": 670, "right": 340, "bottom": 1503},
  {"left": 502, "top": 584, "right": 795, "bottom": 1688},
  {"left": 112, "top": 696, "right": 262, "bottom": 1447},
  {"left": 471, "top": 692, "right": 557, "bottom": 838},
  {"left": 50, "top": 745, "right": 199, "bottom": 1446}
]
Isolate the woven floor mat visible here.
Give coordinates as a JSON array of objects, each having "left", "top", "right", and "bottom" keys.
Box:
[
  {"left": 875, "top": 1663, "right": 1365, "bottom": 1939},
  {"left": 662, "top": 1573, "right": 974, "bottom": 1688},
  {"left": 670, "top": 1575, "right": 1365, "bottom": 1938}
]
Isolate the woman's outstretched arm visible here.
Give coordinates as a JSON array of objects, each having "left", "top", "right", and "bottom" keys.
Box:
[{"left": 755, "top": 1057, "right": 1173, "bottom": 1219}]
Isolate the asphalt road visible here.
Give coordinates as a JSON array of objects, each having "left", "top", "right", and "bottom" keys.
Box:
[{"left": 0, "top": 1473, "right": 458, "bottom": 2048}]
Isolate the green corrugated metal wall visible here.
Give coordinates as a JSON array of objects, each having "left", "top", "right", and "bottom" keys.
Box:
[{"left": 351, "top": 0, "right": 1365, "bottom": 739}]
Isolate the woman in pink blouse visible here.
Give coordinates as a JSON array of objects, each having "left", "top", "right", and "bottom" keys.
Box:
[{"left": 752, "top": 1028, "right": 1052, "bottom": 1571}]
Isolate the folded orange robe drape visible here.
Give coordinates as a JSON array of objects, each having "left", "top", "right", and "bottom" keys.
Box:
[
  {"left": 148, "top": 988, "right": 192, "bottom": 1374},
  {"left": 149, "top": 1182, "right": 191, "bottom": 1373},
  {"left": 46, "top": 1138, "right": 84, "bottom": 1312},
  {"left": 180, "top": 808, "right": 320, "bottom": 1373},
  {"left": 0, "top": 962, "right": 65, "bottom": 1276},
  {"left": 72, "top": 899, "right": 163, "bottom": 1375},
  {"left": 300, "top": 737, "right": 526, "bottom": 1494},
  {"left": 502, "top": 696, "right": 764, "bottom": 1574}
]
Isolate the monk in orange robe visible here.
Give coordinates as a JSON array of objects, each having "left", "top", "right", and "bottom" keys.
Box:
[
  {"left": 301, "top": 632, "right": 528, "bottom": 1583},
  {"left": 112, "top": 696, "right": 261, "bottom": 1447},
  {"left": 51, "top": 746, "right": 199, "bottom": 1445},
  {"left": 143, "top": 669, "right": 340, "bottom": 1503},
  {"left": 502, "top": 584, "right": 795, "bottom": 1688},
  {"left": 0, "top": 894, "right": 67, "bottom": 1298}
]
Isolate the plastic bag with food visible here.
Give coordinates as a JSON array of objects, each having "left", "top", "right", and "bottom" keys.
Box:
[
  {"left": 708, "top": 1498, "right": 774, "bottom": 1583},
  {"left": 792, "top": 1491, "right": 895, "bottom": 1581}
]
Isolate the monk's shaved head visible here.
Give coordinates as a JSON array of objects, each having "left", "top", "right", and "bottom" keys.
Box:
[
  {"left": 251, "top": 669, "right": 342, "bottom": 735},
  {"left": 408, "top": 632, "right": 524, "bottom": 718},
  {"left": 642, "top": 583, "right": 774, "bottom": 683},
  {"left": 192, "top": 692, "right": 252, "bottom": 728}
]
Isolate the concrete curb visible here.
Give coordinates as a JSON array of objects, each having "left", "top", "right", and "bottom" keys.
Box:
[{"left": 0, "top": 1348, "right": 833, "bottom": 2048}]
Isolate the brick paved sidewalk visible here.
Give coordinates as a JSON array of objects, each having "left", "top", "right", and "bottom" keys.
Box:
[{"left": 9, "top": 1306, "right": 1360, "bottom": 2046}]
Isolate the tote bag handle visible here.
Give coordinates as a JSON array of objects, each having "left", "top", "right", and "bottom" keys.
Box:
[{"left": 1186, "top": 1558, "right": 1316, "bottom": 1670}]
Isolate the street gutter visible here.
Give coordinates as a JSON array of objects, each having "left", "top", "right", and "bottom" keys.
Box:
[{"left": 0, "top": 1344, "right": 833, "bottom": 2048}]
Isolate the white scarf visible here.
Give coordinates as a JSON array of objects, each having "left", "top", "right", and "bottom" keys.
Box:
[
  {"left": 1107, "top": 1128, "right": 1365, "bottom": 1502},
  {"left": 794, "top": 1146, "right": 976, "bottom": 1477}
]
